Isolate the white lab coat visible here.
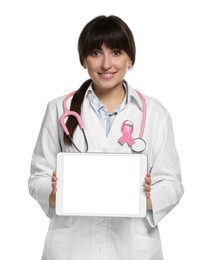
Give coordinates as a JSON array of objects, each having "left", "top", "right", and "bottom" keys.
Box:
[{"left": 28, "top": 82, "right": 184, "bottom": 260}]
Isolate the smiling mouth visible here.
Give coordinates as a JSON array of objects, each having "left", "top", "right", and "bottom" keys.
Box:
[{"left": 98, "top": 72, "right": 116, "bottom": 79}]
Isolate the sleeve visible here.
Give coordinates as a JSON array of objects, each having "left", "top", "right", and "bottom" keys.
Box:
[
  {"left": 146, "top": 111, "right": 184, "bottom": 227},
  {"left": 28, "top": 101, "right": 62, "bottom": 219}
]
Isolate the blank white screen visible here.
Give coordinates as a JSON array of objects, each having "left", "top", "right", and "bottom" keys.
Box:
[{"left": 62, "top": 154, "right": 141, "bottom": 216}]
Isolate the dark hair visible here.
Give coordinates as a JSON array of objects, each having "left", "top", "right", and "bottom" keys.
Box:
[
  {"left": 78, "top": 15, "right": 136, "bottom": 66},
  {"left": 64, "top": 15, "right": 136, "bottom": 145}
]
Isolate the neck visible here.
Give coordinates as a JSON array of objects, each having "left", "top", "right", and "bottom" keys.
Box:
[{"left": 93, "top": 83, "right": 125, "bottom": 113}]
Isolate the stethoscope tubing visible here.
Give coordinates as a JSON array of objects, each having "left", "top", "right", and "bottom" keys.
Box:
[
  {"left": 60, "top": 88, "right": 146, "bottom": 153},
  {"left": 135, "top": 90, "right": 146, "bottom": 139}
]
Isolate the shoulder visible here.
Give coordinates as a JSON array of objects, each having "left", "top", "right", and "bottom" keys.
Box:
[
  {"left": 145, "top": 95, "right": 167, "bottom": 112},
  {"left": 144, "top": 94, "right": 171, "bottom": 123},
  {"left": 42, "top": 95, "right": 68, "bottom": 121},
  {"left": 46, "top": 95, "right": 66, "bottom": 109},
  {"left": 45, "top": 94, "right": 70, "bottom": 118},
  {"left": 127, "top": 82, "right": 169, "bottom": 119}
]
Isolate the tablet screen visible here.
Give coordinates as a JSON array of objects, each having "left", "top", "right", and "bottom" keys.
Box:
[{"left": 56, "top": 153, "right": 147, "bottom": 217}]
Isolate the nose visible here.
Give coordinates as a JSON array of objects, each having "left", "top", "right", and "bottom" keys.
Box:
[{"left": 101, "top": 54, "right": 112, "bottom": 70}]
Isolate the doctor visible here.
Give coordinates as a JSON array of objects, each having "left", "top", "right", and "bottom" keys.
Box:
[{"left": 29, "top": 15, "right": 184, "bottom": 260}]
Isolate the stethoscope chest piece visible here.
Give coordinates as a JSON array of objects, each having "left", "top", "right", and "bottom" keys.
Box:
[{"left": 131, "top": 138, "right": 146, "bottom": 153}]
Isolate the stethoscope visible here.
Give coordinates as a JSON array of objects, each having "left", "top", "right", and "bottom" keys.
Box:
[{"left": 60, "top": 89, "right": 146, "bottom": 153}]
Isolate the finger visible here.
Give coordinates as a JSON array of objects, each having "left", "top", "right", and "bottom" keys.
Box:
[
  {"left": 52, "top": 183, "right": 57, "bottom": 193},
  {"left": 144, "top": 174, "right": 151, "bottom": 185},
  {"left": 52, "top": 181, "right": 57, "bottom": 187},
  {"left": 144, "top": 184, "right": 151, "bottom": 192},
  {"left": 143, "top": 182, "right": 150, "bottom": 188},
  {"left": 144, "top": 178, "right": 151, "bottom": 185},
  {"left": 146, "top": 191, "right": 150, "bottom": 198},
  {"left": 52, "top": 176, "right": 58, "bottom": 182}
]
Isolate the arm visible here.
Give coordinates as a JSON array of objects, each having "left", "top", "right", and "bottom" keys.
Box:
[
  {"left": 146, "top": 112, "right": 184, "bottom": 227},
  {"left": 28, "top": 101, "right": 62, "bottom": 218}
]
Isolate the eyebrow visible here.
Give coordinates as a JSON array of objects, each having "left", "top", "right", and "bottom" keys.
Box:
[{"left": 91, "top": 46, "right": 122, "bottom": 51}]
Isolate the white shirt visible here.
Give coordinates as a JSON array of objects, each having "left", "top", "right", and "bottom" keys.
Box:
[
  {"left": 29, "top": 81, "right": 184, "bottom": 260},
  {"left": 86, "top": 84, "right": 128, "bottom": 136}
]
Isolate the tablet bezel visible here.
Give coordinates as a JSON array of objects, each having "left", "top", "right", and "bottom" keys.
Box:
[{"left": 56, "top": 152, "right": 148, "bottom": 217}]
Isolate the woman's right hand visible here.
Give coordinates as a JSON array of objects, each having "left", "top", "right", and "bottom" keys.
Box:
[{"left": 49, "top": 171, "right": 57, "bottom": 208}]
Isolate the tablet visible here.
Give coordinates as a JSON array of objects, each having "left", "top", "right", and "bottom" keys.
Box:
[{"left": 56, "top": 152, "right": 148, "bottom": 217}]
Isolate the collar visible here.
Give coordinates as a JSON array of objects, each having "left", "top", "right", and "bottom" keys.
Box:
[
  {"left": 86, "top": 85, "right": 103, "bottom": 113},
  {"left": 123, "top": 80, "right": 144, "bottom": 111},
  {"left": 85, "top": 80, "right": 143, "bottom": 112}
]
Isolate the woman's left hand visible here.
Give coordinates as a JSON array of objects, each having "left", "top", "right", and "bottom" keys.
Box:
[
  {"left": 144, "top": 173, "right": 152, "bottom": 210},
  {"left": 144, "top": 173, "right": 151, "bottom": 198}
]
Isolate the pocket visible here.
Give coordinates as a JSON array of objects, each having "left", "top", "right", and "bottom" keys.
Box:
[
  {"left": 133, "top": 218, "right": 163, "bottom": 259},
  {"left": 42, "top": 228, "right": 69, "bottom": 260},
  {"left": 133, "top": 217, "right": 150, "bottom": 235}
]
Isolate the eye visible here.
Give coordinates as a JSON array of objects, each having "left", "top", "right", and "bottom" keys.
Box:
[
  {"left": 112, "top": 49, "right": 122, "bottom": 56},
  {"left": 90, "top": 49, "right": 101, "bottom": 57}
]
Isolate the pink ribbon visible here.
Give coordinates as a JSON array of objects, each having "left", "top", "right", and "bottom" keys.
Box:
[{"left": 118, "top": 120, "right": 135, "bottom": 146}]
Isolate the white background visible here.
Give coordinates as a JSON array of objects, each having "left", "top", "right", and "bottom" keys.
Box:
[{"left": 0, "top": 0, "right": 213, "bottom": 259}]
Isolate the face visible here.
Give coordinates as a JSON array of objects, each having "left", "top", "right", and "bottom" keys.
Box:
[{"left": 83, "top": 44, "right": 132, "bottom": 92}]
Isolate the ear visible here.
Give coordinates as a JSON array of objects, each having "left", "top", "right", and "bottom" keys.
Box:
[{"left": 127, "top": 59, "right": 133, "bottom": 70}]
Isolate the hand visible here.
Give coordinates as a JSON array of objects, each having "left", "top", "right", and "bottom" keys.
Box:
[
  {"left": 144, "top": 173, "right": 152, "bottom": 210},
  {"left": 144, "top": 173, "right": 151, "bottom": 198},
  {"left": 49, "top": 171, "right": 57, "bottom": 208}
]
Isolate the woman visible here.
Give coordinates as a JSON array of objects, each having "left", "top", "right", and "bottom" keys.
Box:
[{"left": 29, "top": 15, "right": 184, "bottom": 260}]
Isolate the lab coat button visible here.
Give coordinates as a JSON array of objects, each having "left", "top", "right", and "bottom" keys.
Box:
[{"left": 96, "top": 216, "right": 104, "bottom": 223}]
